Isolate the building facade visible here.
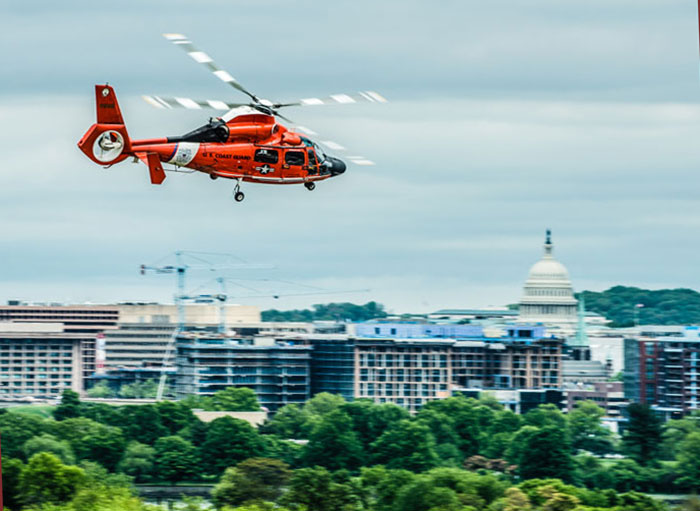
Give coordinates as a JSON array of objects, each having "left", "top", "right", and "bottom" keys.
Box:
[
  {"left": 624, "top": 327, "right": 700, "bottom": 418},
  {"left": 354, "top": 338, "right": 453, "bottom": 412},
  {"left": 0, "top": 323, "right": 90, "bottom": 398},
  {"left": 565, "top": 381, "right": 627, "bottom": 419},
  {"left": 299, "top": 325, "right": 564, "bottom": 412},
  {"left": 175, "top": 333, "right": 312, "bottom": 411}
]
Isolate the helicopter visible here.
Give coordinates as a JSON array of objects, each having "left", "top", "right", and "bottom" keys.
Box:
[{"left": 77, "top": 33, "right": 386, "bottom": 202}]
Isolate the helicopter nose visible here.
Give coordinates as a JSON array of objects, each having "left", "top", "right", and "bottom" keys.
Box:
[{"left": 329, "top": 157, "right": 346, "bottom": 175}]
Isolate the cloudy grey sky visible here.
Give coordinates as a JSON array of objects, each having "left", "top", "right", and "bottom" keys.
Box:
[{"left": 1, "top": 0, "right": 699, "bottom": 313}]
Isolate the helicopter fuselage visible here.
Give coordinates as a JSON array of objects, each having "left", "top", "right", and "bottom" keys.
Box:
[{"left": 128, "top": 114, "right": 345, "bottom": 185}]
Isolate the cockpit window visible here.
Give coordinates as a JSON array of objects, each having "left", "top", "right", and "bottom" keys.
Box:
[
  {"left": 285, "top": 151, "right": 306, "bottom": 166},
  {"left": 314, "top": 143, "right": 327, "bottom": 164},
  {"left": 254, "top": 149, "right": 279, "bottom": 164}
]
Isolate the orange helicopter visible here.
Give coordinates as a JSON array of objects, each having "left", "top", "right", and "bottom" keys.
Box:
[{"left": 77, "top": 33, "right": 386, "bottom": 202}]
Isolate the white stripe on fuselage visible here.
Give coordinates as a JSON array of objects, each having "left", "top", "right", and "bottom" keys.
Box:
[{"left": 168, "top": 142, "right": 199, "bottom": 166}]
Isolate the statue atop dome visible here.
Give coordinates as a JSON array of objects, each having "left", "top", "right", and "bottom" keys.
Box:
[{"left": 544, "top": 228, "right": 553, "bottom": 257}]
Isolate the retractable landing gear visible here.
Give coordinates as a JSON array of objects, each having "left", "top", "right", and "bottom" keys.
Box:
[
  {"left": 304, "top": 182, "right": 316, "bottom": 191},
  {"left": 233, "top": 179, "right": 245, "bottom": 202}
]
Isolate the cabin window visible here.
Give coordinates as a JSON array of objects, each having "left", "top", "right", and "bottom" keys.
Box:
[
  {"left": 307, "top": 150, "right": 318, "bottom": 174},
  {"left": 254, "top": 149, "right": 278, "bottom": 164},
  {"left": 285, "top": 151, "right": 305, "bottom": 166}
]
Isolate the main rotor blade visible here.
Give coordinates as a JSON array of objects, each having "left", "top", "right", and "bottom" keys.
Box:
[
  {"left": 142, "top": 95, "right": 249, "bottom": 111},
  {"left": 276, "top": 91, "right": 387, "bottom": 109},
  {"left": 293, "top": 125, "right": 375, "bottom": 166},
  {"left": 162, "top": 33, "right": 260, "bottom": 103}
]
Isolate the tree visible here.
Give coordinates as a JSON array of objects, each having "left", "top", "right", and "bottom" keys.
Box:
[
  {"left": 262, "top": 301, "right": 387, "bottom": 322},
  {"left": 23, "top": 433, "right": 76, "bottom": 464},
  {"left": 303, "top": 392, "right": 345, "bottom": 417},
  {"left": 54, "top": 389, "right": 82, "bottom": 421},
  {"left": 394, "top": 479, "right": 462, "bottom": 511},
  {"left": 0, "top": 412, "right": 47, "bottom": 458},
  {"left": 523, "top": 404, "right": 567, "bottom": 430},
  {"left": 415, "top": 408, "right": 461, "bottom": 465},
  {"left": 281, "top": 466, "right": 359, "bottom": 511},
  {"left": 154, "top": 435, "right": 198, "bottom": 483},
  {"left": 80, "top": 402, "right": 123, "bottom": 426},
  {"left": 517, "top": 426, "right": 574, "bottom": 482},
  {"left": 53, "top": 419, "right": 127, "bottom": 472},
  {"left": 302, "top": 409, "right": 365, "bottom": 470},
  {"left": 345, "top": 400, "right": 410, "bottom": 450},
  {"left": 360, "top": 466, "right": 417, "bottom": 511},
  {"left": 418, "top": 396, "right": 483, "bottom": 457},
  {"left": 539, "top": 489, "right": 580, "bottom": 511},
  {"left": 504, "top": 425, "right": 538, "bottom": 465},
  {"left": 118, "top": 404, "right": 168, "bottom": 444},
  {"left": 200, "top": 417, "right": 266, "bottom": 475},
  {"left": 260, "top": 403, "right": 308, "bottom": 438},
  {"left": 19, "top": 452, "right": 86, "bottom": 506},
  {"left": 262, "top": 436, "right": 304, "bottom": 467},
  {"left": 50, "top": 417, "right": 126, "bottom": 471},
  {"left": 206, "top": 386, "right": 260, "bottom": 411},
  {"left": 567, "top": 401, "right": 614, "bottom": 454},
  {"left": 117, "top": 441, "right": 156, "bottom": 482},
  {"left": 676, "top": 432, "right": 700, "bottom": 489},
  {"left": 156, "top": 400, "right": 197, "bottom": 435},
  {"left": 212, "top": 458, "right": 291, "bottom": 507},
  {"left": 499, "top": 487, "right": 532, "bottom": 511},
  {"left": 622, "top": 403, "right": 662, "bottom": 466},
  {"left": 616, "top": 490, "right": 667, "bottom": 511},
  {"left": 580, "top": 286, "right": 700, "bottom": 327},
  {"left": 2, "top": 457, "right": 25, "bottom": 510},
  {"left": 118, "top": 379, "right": 160, "bottom": 399},
  {"left": 371, "top": 420, "right": 440, "bottom": 472},
  {"left": 86, "top": 381, "right": 115, "bottom": 398}
]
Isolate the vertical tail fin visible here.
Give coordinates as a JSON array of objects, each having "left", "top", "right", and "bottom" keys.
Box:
[
  {"left": 96, "top": 84, "right": 126, "bottom": 125},
  {"left": 78, "top": 84, "right": 131, "bottom": 165}
]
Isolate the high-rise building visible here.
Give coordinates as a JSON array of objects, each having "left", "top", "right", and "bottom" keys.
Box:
[{"left": 624, "top": 327, "right": 700, "bottom": 419}]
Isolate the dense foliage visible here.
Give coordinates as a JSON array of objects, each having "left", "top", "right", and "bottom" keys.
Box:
[
  {"left": 5, "top": 391, "right": 700, "bottom": 510},
  {"left": 579, "top": 286, "right": 700, "bottom": 327},
  {"left": 261, "top": 301, "right": 387, "bottom": 322}
]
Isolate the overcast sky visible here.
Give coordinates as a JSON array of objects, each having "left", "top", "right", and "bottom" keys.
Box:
[{"left": 1, "top": 0, "right": 699, "bottom": 314}]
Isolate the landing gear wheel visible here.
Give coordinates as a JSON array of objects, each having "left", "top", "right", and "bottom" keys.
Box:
[
  {"left": 304, "top": 182, "right": 316, "bottom": 191},
  {"left": 234, "top": 191, "right": 245, "bottom": 202},
  {"left": 210, "top": 173, "right": 218, "bottom": 180}
]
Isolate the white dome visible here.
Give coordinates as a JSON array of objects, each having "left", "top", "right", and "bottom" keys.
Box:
[
  {"left": 518, "top": 230, "right": 578, "bottom": 331},
  {"left": 527, "top": 257, "right": 571, "bottom": 283}
]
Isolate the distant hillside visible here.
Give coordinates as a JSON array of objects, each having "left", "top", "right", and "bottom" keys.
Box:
[
  {"left": 262, "top": 301, "right": 387, "bottom": 322},
  {"left": 579, "top": 286, "right": 700, "bottom": 327}
]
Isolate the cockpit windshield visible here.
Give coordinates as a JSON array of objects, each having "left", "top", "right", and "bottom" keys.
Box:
[{"left": 314, "top": 143, "right": 327, "bottom": 163}]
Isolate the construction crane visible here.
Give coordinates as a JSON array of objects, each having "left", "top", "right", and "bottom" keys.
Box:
[{"left": 140, "top": 250, "right": 270, "bottom": 400}]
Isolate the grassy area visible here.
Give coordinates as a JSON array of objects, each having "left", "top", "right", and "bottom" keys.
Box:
[{"left": 7, "top": 404, "right": 56, "bottom": 418}]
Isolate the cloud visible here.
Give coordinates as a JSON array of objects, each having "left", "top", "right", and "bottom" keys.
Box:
[{"left": 1, "top": 0, "right": 699, "bottom": 312}]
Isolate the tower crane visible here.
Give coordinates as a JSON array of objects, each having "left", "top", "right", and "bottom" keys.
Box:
[{"left": 139, "top": 250, "right": 270, "bottom": 400}]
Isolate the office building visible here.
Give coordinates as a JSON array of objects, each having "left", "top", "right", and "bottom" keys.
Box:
[
  {"left": 0, "top": 323, "right": 90, "bottom": 397},
  {"left": 624, "top": 327, "right": 700, "bottom": 418}
]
